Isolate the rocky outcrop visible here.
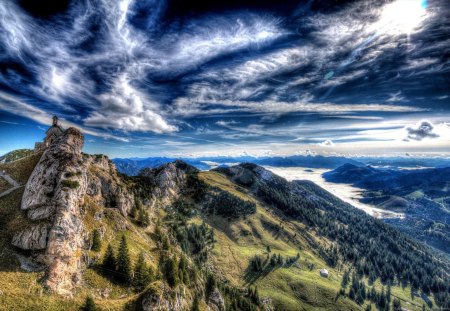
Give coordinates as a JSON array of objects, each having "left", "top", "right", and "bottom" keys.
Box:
[
  {"left": 86, "top": 154, "right": 133, "bottom": 216},
  {"left": 139, "top": 160, "right": 198, "bottom": 204},
  {"left": 209, "top": 287, "right": 225, "bottom": 311},
  {"left": 11, "top": 223, "right": 51, "bottom": 250},
  {"left": 140, "top": 281, "right": 187, "bottom": 311},
  {"left": 15, "top": 127, "right": 87, "bottom": 296},
  {"left": 11, "top": 128, "right": 134, "bottom": 296}
]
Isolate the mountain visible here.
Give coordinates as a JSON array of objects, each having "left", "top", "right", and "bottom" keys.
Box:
[
  {"left": 324, "top": 164, "right": 450, "bottom": 255},
  {"left": 113, "top": 155, "right": 363, "bottom": 176},
  {"left": 356, "top": 157, "right": 450, "bottom": 169},
  {"left": 0, "top": 133, "right": 449, "bottom": 310},
  {"left": 113, "top": 157, "right": 211, "bottom": 175},
  {"left": 0, "top": 148, "right": 34, "bottom": 164}
]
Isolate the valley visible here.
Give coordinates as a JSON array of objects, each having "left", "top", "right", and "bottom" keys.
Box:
[{"left": 263, "top": 166, "right": 403, "bottom": 219}]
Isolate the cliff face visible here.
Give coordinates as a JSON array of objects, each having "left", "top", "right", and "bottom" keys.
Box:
[
  {"left": 11, "top": 128, "right": 134, "bottom": 296},
  {"left": 139, "top": 160, "right": 198, "bottom": 205}
]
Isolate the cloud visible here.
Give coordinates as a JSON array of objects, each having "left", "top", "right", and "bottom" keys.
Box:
[
  {"left": 84, "top": 74, "right": 177, "bottom": 133},
  {"left": 406, "top": 120, "right": 440, "bottom": 141},
  {"left": 172, "top": 98, "right": 425, "bottom": 117},
  {"left": 387, "top": 91, "right": 406, "bottom": 103},
  {"left": 0, "top": 0, "right": 449, "bottom": 157},
  {"left": 318, "top": 139, "right": 335, "bottom": 147},
  {"left": 0, "top": 91, "right": 130, "bottom": 141}
]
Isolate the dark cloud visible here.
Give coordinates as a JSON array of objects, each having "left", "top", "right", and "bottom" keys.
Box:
[{"left": 406, "top": 120, "right": 439, "bottom": 141}]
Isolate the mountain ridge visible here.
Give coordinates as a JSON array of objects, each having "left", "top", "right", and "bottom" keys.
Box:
[{"left": 0, "top": 137, "right": 449, "bottom": 310}]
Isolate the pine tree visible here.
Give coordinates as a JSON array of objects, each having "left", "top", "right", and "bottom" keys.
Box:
[
  {"left": 393, "top": 298, "right": 402, "bottom": 311},
  {"left": 82, "top": 295, "right": 98, "bottom": 311},
  {"left": 130, "top": 200, "right": 139, "bottom": 219},
  {"left": 205, "top": 274, "right": 216, "bottom": 301},
  {"left": 133, "top": 251, "right": 151, "bottom": 291},
  {"left": 117, "top": 235, "right": 132, "bottom": 285},
  {"left": 138, "top": 207, "right": 150, "bottom": 227},
  {"left": 387, "top": 284, "right": 392, "bottom": 303},
  {"left": 91, "top": 229, "right": 102, "bottom": 252},
  {"left": 164, "top": 256, "right": 179, "bottom": 287},
  {"left": 191, "top": 295, "right": 200, "bottom": 311},
  {"left": 102, "top": 244, "right": 116, "bottom": 276}
]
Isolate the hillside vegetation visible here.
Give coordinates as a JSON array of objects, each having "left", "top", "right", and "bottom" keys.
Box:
[{"left": 0, "top": 151, "right": 449, "bottom": 310}]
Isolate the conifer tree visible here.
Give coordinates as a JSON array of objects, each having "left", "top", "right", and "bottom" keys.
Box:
[
  {"left": 164, "top": 256, "right": 179, "bottom": 287},
  {"left": 117, "top": 235, "right": 132, "bottom": 285},
  {"left": 393, "top": 298, "right": 402, "bottom": 311},
  {"left": 205, "top": 274, "right": 217, "bottom": 301},
  {"left": 138, "top": 207, "right": 150, "bottom": 227},
  {"left": 387, "top": 284, "right": 392, "bottom": 303},
  {"left": 133, "top": 251, "right": 151, "bottom": 291},
  {"left": 191, "top": 295, "right": 200, "bottom": 311},
  {"left": 102, "top": 244, "right": 116, "bottom": 276},
  {"left": 91, "top": 229, "right": 102, "bottom": 252},
  {"left": 82, "top": 295, "right": 98, "bottom": 311}
]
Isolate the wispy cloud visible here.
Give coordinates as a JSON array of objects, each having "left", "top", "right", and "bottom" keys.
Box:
[{"left": 0, "top": 0, "right": 448, "bottom": 157}]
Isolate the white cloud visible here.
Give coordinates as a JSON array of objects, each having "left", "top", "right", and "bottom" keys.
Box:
[
  {"left": 0, "top": 91, "right": 129, "bottom": 141},
  {"left": 84, "top": 75, "right": 177, "bottom": 133},
  {"left": 387, "top": 91, "right": 406, "bottom": 103},
  {"left": 318, "top": 139, "right": 335, "bottom": 147},
  {"left": 172, "top": 97, "right": 425, "bottom": 117}
]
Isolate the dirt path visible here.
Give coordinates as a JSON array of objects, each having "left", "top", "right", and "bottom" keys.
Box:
[
  {"left": 0, "top": 171, "right": 22, "bottom": 198},
  {"left": 228, "top": 244, "right": 243, "bottom": 274}
]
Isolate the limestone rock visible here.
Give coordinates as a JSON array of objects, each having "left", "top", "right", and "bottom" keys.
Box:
[
  {"left": 139, "top": 160, "right": 198, "bottom": 204},
  {"left": 140, "top": 281, "right": 186, "bottom": 311},
  {"left": 86, "top": 155, "right": 134, "bottom": 216},
  {"left": 209, "top": 287, "right": 225, "bottom": 311},
  {"left": 11, "top": 223, "right": 50, "bottom": 250},
  {"left": 12, "top": 125, "right": 134, "bottom": 296}
]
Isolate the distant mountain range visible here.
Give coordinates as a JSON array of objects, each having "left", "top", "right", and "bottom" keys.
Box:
[
  {"left": 113, "top": 155, "right": 364, "bottom": 175},
  {"left": 324, "top": 164, "right": 450, "bottom": 255}
]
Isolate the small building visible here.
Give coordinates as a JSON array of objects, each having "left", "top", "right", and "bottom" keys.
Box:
[
  {"left": 320, "top": 268, "right": 329, "bottom": 277},
  {"left": 35, "top": 116, "right": 65, "bottom": 152}
]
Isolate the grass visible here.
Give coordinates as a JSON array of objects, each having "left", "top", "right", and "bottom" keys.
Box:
[
  {"left": 0, "top": 176, "right": 11, "bottom": 193},
  {"left": 0, "top": 158, "right": 440, "bottom": 310},
  {"left": 199, "top": 170, "right": 434, "bottom": 311},
  {"left": 0, "top": 152, "right": 41, "bottom": 184},
  {"left": 0, "top": 149, "right": 34, "bottom": 163},
  {"left": 61, "top": 179, "right": 80, "bottom": 189}
]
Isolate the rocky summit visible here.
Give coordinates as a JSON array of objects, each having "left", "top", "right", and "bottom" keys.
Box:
[{"left": 12, "top": 127, "right": 134, "bottom": 296}]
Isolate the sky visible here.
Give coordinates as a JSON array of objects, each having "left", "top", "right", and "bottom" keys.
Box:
[{"left": 0, "top": 0, "right": 449, "bottom": 158}]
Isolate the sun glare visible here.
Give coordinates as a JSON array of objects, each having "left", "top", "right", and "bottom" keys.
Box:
[{"left": 376, "top": 0, "right": 427, "bottom": 35}]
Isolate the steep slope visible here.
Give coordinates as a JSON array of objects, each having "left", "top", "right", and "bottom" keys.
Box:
[
  {"left": 0, "top": 148, "right": 34, "bottom": 164},
  {"left": 1, "top": 142, "right": 449, "bottom": 310},
  {"left": 213, "top": 163, "right": 450, "bottom": 309},
  {"left": 7, "top": 128, "right": 135, "bottom": 296},
  {"left": 324, "top": 164, "right": 450, "bottom": 254}
]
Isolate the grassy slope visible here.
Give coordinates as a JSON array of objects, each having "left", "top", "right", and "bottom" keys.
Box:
[
  {"left": 0, "top": 154, "right": 437, "bottom": 311},
  {"left": 199, "top": 171, "right": 431, "bottom": 311},
  {"left": 0, "top": 149, "right": 34, "bottom": 164}
]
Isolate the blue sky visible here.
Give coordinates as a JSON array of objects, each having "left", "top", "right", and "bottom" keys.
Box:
[{"left": 0, "top": 0, "right": 449, "bottom": 158}]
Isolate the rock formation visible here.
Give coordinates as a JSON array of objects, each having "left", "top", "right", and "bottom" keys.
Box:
[
  {"left": 139, "top": 160, "right": 198, "bottom": 205},
  {"left": 12, "top": 127, "right": 134, "bottom": 296}
]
